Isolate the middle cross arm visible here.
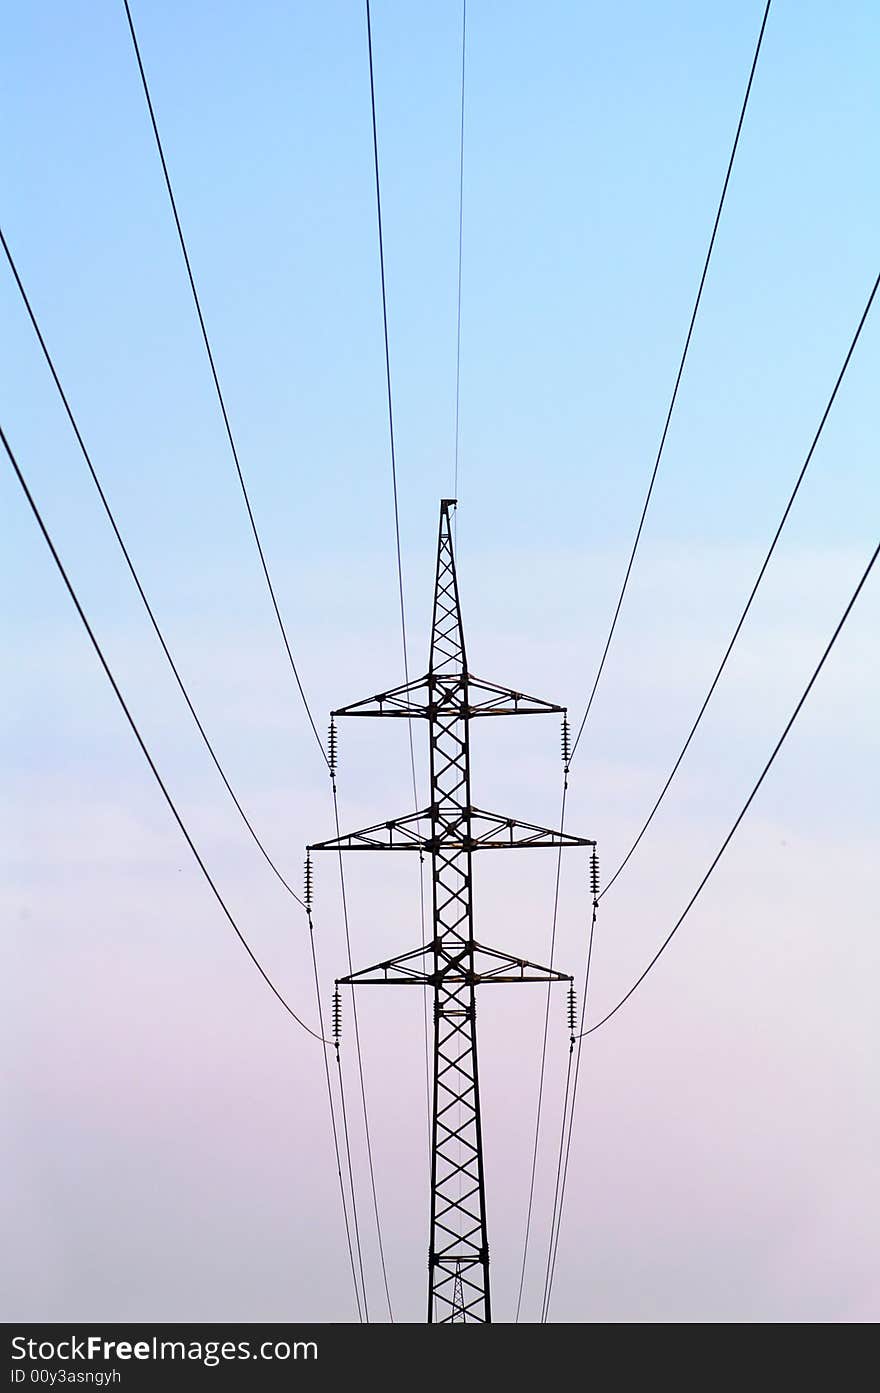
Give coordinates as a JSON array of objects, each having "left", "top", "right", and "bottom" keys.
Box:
[
  {"left": 308, "top": 806, "right": 594, "bottom": 853},
  {"left": 332, "top": 672, "right": 565, "bottom": 720}
]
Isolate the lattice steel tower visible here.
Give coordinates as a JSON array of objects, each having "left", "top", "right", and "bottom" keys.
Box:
[{"left": 309, "top": 500, "right": 594, "bottom": 1322}]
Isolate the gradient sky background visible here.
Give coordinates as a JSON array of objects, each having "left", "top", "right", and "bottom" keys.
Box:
[{"left": 2, "top": 0, "right": 878, "bottom": 1323}]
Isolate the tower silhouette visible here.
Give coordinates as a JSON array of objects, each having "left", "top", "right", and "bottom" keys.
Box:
[{"left": 310, "top": 500, "right": 594, "bottom": 1321}]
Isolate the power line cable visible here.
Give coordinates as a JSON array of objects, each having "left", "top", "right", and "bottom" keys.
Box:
[
  {"left": 540, "top": 1047, "right": 574, "bottom": 1321},
  {"left": 541, "top": 2, "right": 772, "bottom": 1303},
  {"left": 2, "top": 421, "right": 325, "bottom": 1043},
  {"left": 127, "top": 0, "right": 399, "bottom": 1316},
  {"left": 330, "top": 780, "right": 395, "bottom": 1321},
  {"left": 365, "top": 0, "right": 414, "bottom": 700},
  {"left": 570, "top": 0, "right": 772, "bottom": 762},
  {"left": 540, "top": 266, "right": 878, "bottom": 1320},
  {"left": 333, "top": 1039, "right": 370, "bottom": 1321},
  {"left": 0, "top": 225, "right": 307, "bottom": 911},
  {"left": 306, "top": 912, "right": 366, "bottom": 1320},
  {"left": 120, "top": 0, "right": 327, "bottom": 767},
  {"left": 513, "top": 777, "right": 568, "bottom": 1321},
  {"left": 539, "top": 535, "right": 880, "bottom": 1321},
  {"left": 7, "top": 382, "right": 363, "bottom": 1311},
  {"left": 120, "top": 12, "right": 380, "bottom": 1303},
  {"left": 599, "top": 268, "right": 880, "bottom": 899},
  {"left": 364, "top": 0, "right": 433, "bottom": 1160},
  {"left": 364, "top": 0, "right": 424, "bottom": 843},
  {"left": 296, "top": 1, "right": 422, "bottom": 1322},
  {"left": 542, "top": 894, "right": 598, "bottom": 1322},
  {"left": 579, "top": 533, "right": 880, "bottom": 1041}
]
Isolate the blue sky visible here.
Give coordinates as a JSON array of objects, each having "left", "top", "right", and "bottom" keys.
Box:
[{"left": 2, "top": 2, "right": 878, "bottom": 1322}]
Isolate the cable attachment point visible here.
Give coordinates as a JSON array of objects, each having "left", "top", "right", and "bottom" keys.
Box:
[
  {"left": 304, "top": 852, "right": 314, "bottom": 909},
  {"left": 567, "top": 983, "right": 577, "bottom": 1039},
  {"left": 332, "top": 985, "right": 342, "bottom": 1043},
  {"left": 561, "top": 713, "right": 571, "bottom": 772},
  {"left": 590, "top": 848, "right": 600, "bottom": 902},
  {"left": 328, "top": 717, "right": 338, "bottom": 779}
]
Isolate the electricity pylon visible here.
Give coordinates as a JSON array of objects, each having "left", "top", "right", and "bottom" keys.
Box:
[{"left": 309, "top": 499, "right": 594, "bottom": 1323}]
